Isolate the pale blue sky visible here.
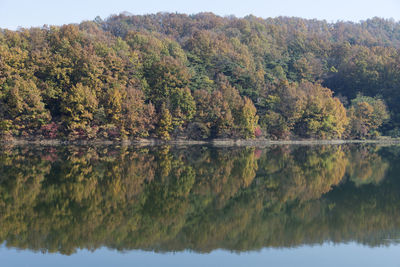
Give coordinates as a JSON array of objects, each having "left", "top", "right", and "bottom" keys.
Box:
[{"left": 0, "top": 0, "right": 399, "bottom": 30}]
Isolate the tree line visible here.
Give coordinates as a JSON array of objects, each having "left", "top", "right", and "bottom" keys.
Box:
[{"left": 1, "top": 13, "right": 399, "bottom": 140}]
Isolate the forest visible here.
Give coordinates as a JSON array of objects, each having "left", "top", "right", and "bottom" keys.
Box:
[
  {"left": 0, "top": 144, "right": 399, "bottom": 254},
  {"left": 1, "top": 13, "right": 400, "bottom": 140}
]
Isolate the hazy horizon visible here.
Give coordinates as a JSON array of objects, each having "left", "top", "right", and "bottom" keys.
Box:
[{"left": 1, "top": 0, "right": 399, "bottom": 30}]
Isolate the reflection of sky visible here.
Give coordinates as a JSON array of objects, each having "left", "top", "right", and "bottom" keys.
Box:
[{"left": 1, "top": 243, "right": 400, "bottom": 267}]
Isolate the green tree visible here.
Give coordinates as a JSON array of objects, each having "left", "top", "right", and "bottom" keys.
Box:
[
  {"left": 261, "top": 81, "right": 348, "bottom": 139},
  {"left": 237, "top": 97, "right": 259, "bottom": 138},
  {"left": 0, "top": 77, "right": 50, "bottom": 135},
  {"left": 346, "top": 94, "right": 389, "bottom": 138},
  {"left": 60, "top": 83, "right": 98, "bottom": 133},
  {"left": 157, "top": 103, "right": 173, "bottom": 140}
]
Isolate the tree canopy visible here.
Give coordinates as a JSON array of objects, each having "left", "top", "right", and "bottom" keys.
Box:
[{"left": 1, "top": 13, "right": 400, "bottom": 140}]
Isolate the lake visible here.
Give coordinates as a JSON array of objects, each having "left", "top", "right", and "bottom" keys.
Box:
[{"left": 1, "top": 144, "right": 400, "bottom": 266}]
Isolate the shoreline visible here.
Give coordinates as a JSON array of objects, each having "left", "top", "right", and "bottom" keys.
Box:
[{"left": 2, "top": 138, "right": 400, "bottom": 146}]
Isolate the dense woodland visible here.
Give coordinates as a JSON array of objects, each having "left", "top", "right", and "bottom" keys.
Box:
[
  {"left": 0, "top": 144, "right": 399, "bottom": 253},
  {"left": 1, "top": 13, "right": 400, "bottom": 140}
]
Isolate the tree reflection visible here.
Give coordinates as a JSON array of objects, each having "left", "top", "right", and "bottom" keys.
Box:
[{"left": 0, "top": 144, "right": 398, "bottom": 254}]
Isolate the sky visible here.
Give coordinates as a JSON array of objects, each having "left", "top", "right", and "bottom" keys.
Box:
[{"left": 0, "top": 0, "right": 399, "bottom": 30}]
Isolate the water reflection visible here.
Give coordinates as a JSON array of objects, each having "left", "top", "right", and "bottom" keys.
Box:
[{"left": 0, "top": 144, "right": 399, "bottom": 255}]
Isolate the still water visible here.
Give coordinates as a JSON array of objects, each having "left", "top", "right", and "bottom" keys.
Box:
[{"left": 1, "top": 144, "right": 400, "bottom": 266}]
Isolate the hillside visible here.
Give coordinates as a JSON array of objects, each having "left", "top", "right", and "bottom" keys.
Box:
[{"left": 1, "top": 13, "right": 399, "bottom": 140}]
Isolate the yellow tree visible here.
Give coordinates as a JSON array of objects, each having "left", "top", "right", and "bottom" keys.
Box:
[{"left": 157, "top": 103, "right": 173, "bottom": 140}]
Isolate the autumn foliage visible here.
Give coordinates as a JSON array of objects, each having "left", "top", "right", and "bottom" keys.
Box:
[{"left": 1, "top": 13, "right": 397, "bottom": 140}]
